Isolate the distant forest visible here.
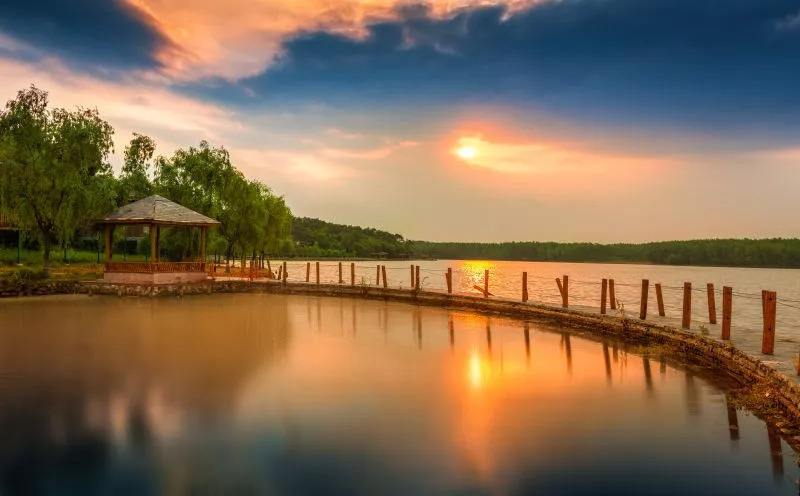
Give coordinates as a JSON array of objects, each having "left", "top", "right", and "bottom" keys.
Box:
[
  {"left": 411, "top": 239, "right": 800, "bottom": 268},
  {"left": 292, "top": 217, "right": 800, "bottom": 268},
  {"left": 291, "top": 217, "right": 411, "bottom": 258}
]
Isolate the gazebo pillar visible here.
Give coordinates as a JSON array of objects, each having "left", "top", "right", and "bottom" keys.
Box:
[
  {"left": 151, "top": 225, "right": 160, "bottom": 262},
  {"left": 199, "top": 226, "right": 207, "bottom": 262},
  {"left": 104, "top": 225, "right": 113, "bottom": 262}
]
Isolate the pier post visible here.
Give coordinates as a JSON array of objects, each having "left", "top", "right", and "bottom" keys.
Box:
[
  {"left": 338, "top": 262, "right": 343, "bottom": 284},
  {"left": 282, "top": 261, "right": 287, "bottom": 283},
  {"left": 601, "top": 278, "right": 608, "bottom": 314},
  {"left": 640, "top": 279, "right": 649, "bottom": 320},
  {"left": 484, "top": 270, "right": 489, "bottom": 299},
  {"left": 446, "top": 268, "right": 453, "bottom": 294},
  {"left": 609, "top": 279, "right": 617, "bottom": 310},
  {"left": 315, "top": 261, "right": 320, "bottom": 285},
  {"left": 415, "top": 265, "right": 421, "bottom": 291},
  {"left": 376, "top": 265, "right": 380, "bottom": 286},
  {"left": 655, "top": 283, "right": 665, "bottom": 317},
  {"left": 761, "top": 290, "right": 777, "bottom": 355},
  {"left": 522, "top": 272, "right": 529, "bottom": 302},
  {"left": 682, "top": 282, "right": 692, "bottom": 329},
  {"left": 707, "top": 283, "right": 717, "bottom": 324},
  {"left": 721, "top": 286, "right": 733, "bottom": 340},
  {"left": 306, "top": 262, "right": 310, "bottom": 282},
  {"left": 410, "top": 265, "right": 414, "bottom": 288},
  {"left": 382, "top": 265, "right": 388, "bottom": 288},
  {"left": 350, "top": 262, "right": 355, "bottom": 286}
]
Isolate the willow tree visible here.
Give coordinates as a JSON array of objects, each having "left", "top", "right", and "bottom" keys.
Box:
[{"left": 0, "top": 86, "right": 116, "bottom": 266}]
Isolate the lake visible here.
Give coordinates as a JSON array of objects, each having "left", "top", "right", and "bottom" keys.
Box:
[{"left": 0, "top": 293, "right": 796, "bottom": 495}]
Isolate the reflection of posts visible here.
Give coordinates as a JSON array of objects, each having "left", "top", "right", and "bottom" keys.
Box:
[
  {"left": 449, "top": 315, "right": 455, "bottom": 349},
  {"left": 416, "top": 310, "right": 422, "bottom": 349},
  {"left": 524, "top": 323, "right": 531, "bottom": 365},
  {"left": 643, "top": 357, "right": 653, "bottom": 394},
  {"left": 767, "top": 425, "right": 784, "bottom": 480},
  {"left": 685, "top": 372, "right": 700, "bottom": 416},
  {"left": 725, "top": 396, "right": 739, "bottom": 442},
  {"left": 562, "top": 333, "right": 572, "bottom": 374},
  {"left": 485, "top": 319, "right": 492, "bottom": 355},
  {"left": 603, "top": 343, "right": 612, "bottom": 384}
]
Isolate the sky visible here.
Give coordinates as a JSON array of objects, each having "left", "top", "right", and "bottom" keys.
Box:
[{"left": 1, "top": 0, "right": 799, "bottom": 243}]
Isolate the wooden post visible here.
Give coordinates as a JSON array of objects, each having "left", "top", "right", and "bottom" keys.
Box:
[
  {"left": 338, "top": 262, "right": 343, "bottom": 284},
  {"left": 639, "top": 279, "right": 649, "bottom": 320},
  {"left": 761, "top": 290, "right": 776, "bottom": 355},
  {"left": 376, "top": 265, "right": 380, "bottom": 286},
  {"left": 561, "top": 275, "right": 569, "bottom": 307},
  {"left": 601, "top": 278, "right": 608, "bottom": 314},
  {"left": 483, "top": 269, "right": 489, "bottom": 299},
  {"left": 522, "top": 272, "right": 529, "bottom": 302},
  {"left": 410, "top": 265, "right": 415, "bottom": 288},
  {"left": 655, "top": 283, "right": 665, "bottom": 317},
  {"left": 315, "top": 261, "right": 320, "bottom": 285},
  {"left": 721, "top": 286, "right": 733, "bottom": 340},
  {"left": 381, "top": 265, "right": 388, "bottom": 288},
  {"left": 707, "top": 283, "right": 717, "bottom": 324},
  {"left": 350, "top": 262, "right": 355, "bottom": 286},
  {"left": 446, "top": 268, "right": 453, "bottom": 294},
  {"left": 306, "top": 262, "right": 310, "bottom": 282},
  {"left": 282, "top": 261, "right": 287, "bottom": 283},
  {"left": 609, "top": 279, "right": 617, "bottom": 310},
  {"left": 199, "top": 226, "right": 207, "bottom": 262},
  {"left": 104, "top": 224, "right": 113, "bottom": 262},
  {"left": 556, "top": 277, "right": 563, "bottom": 303},
  {"left": 415, "top": 265, "right": 420, "bottom": 291},
  {"left": 682, "top": 282, "right": 692, "bottom": 329}
]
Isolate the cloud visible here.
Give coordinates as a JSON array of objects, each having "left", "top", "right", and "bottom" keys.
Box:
[
  {"left": 0, "top": 0, "right": 180, "bottom": 74},
  {"left": 184, "top": 0, "right": 800, "bottom": 135}
]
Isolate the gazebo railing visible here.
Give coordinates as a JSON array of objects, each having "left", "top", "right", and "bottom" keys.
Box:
[{"left": 105, "top": 262, "right": 206, "bottom": 273}]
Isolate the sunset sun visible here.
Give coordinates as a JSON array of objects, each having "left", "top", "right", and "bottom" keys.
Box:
[{"left": 454, "top": 143, "right": 478, "bottom": 160}]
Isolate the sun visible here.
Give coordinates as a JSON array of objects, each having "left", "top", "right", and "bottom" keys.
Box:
[{"left": 455, "top": 144, "right": 478, "bottom": 160}]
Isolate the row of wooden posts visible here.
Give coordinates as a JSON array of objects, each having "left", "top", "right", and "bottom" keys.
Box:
[{"left": 254, "top": 262, "right": 780, "bottom": 357}]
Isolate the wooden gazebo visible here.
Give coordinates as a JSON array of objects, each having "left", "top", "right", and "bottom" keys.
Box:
[{"left": 97, "top": 195, "right": 220, "bottom": 284}]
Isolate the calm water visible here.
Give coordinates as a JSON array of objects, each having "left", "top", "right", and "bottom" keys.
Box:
[
  {"left": 288, "top": 259, "right": 800, "bottom": 337},
  {"left": 0, "top": 293, "right": 797, "bottom": 495}
]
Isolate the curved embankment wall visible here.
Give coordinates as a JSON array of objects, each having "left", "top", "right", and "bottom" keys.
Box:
[{"left": 12, "top": 278, "right": 800, "bottom": 439}]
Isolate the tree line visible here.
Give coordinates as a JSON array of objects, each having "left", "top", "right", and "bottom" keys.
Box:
[
  {"left": 409, "top": 239, "right": 800, "bottom": 268},
  {"left": 0, "top": 85, "right": 291, "bottom": 266}
]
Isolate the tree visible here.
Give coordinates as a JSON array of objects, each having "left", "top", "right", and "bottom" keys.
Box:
[
  {"left": 0, "top": 86, "right": 116, "bottom": 266},
  {"left": 118, "top": 133, "right": 155, "bottom": 202}
]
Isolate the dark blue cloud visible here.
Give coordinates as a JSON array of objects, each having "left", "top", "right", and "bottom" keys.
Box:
[
  {"left": 184, "top": 0, "right": 800, "bottom": 133},
  {"left": 0, "top": 0, "right": 174, "bottom": 72}
]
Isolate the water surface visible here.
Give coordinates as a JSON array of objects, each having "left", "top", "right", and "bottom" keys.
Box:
[{"left": 0, "top": 293, "right": 796, "bottom": 495}]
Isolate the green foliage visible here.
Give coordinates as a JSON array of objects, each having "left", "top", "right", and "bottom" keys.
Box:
[
  {"left": 0, "top": 85, "right": 116, "bottom": 266},
  {"left": 118, "top": 132, "right": 155, "bottom": 202},
  {"left": 0, "top": 266, "right": 49, "bottom": 283},
  {"left": 292, "top": 217, "right": 409, "bottom": 258},
  {"left": 409, "top": 239, "right": 800, "bottom": 268}
]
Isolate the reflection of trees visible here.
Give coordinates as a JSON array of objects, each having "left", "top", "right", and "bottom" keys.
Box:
[{"left": 0, "top": 294, "right": 290, "bottom": 493}]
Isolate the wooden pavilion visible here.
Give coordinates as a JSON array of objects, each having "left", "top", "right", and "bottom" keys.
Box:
[{"left": 97, "top": 195, "right": 220, "bottom": 284}]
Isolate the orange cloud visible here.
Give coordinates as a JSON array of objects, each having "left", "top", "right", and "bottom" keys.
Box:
[{"left": 128, "top": 0, "right": 538, "bottom": 81}]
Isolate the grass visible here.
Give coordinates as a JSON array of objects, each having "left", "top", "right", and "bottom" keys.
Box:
[{"left": 0, "top": 247, "right": 145, "bottom": 282}]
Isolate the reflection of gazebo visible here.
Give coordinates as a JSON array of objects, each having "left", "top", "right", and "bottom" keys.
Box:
[{"left": 97, "top": 195, "right": 219, "bottom": 284}]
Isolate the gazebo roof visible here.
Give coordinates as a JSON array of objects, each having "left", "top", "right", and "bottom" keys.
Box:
[{"left": 98, "top": 195, "right": 220, "bottom": 226}]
